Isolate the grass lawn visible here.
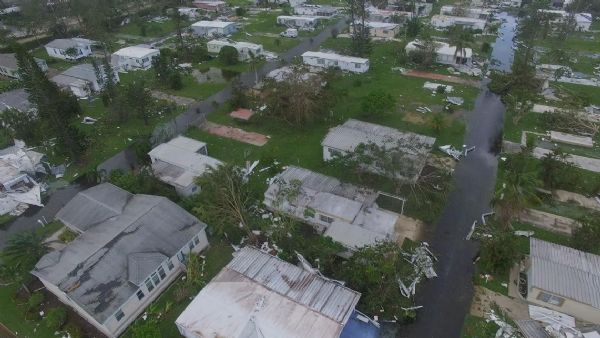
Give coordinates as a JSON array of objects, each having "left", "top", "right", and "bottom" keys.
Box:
[
  {"left": 461, "top": 314, "right": 498, "bottom": 338},
  {"left": 117, "top": 18, "right": 190, "bottom": 38},
  {"left": 0, "top": 220, "right": 65, "bottom": 338},
  {"left": 187, "top": 39, "right": 478, "bottom": 224},
  {"left": 535, "top": 30, "right": 600, "bottom": 53},
  {"left": 553, "top": 82, "right": 600, "bottom": 106},
  {"left": 0, "top": 214, "right": 15, "bottom": 229},
  {"left": 536, "top": 198, "right": 600, "bottom": 221},
  {"left": 122, "top": 242, "right": 234, "bottom": 338}
]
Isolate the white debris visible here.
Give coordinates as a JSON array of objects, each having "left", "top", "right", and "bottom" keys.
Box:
[
  {"left": 81, "top": 116, "right": 98, "bottom": 124},
  {"left": 423, "top": 81, "right": 454, "bottom": 93},
  {"left": 397, "top": 243, "right": 438, "bottom": 298},
  {"left": 439, "top": 145, "right": 462, "bottom": 160},
  {"left": 514, "top": 230, "right": 534, "bottom": 237},
  {"left": 466, "top": 220, "right": 477, "bottom": 240},
  {"left": 486, "top": 310, "right": 520, "bottom": 338},
  {"left": 446, "top": 96, "right": 464, "bottom": 105}
]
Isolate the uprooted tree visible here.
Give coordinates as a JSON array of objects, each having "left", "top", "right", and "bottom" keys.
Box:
[{"left": 261, "top": 67, "right": 334, "bottom": 126}]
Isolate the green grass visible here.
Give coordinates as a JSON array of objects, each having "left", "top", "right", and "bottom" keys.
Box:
[
  {"left": 122, "top": 242, "right": 234, "bottom": 338},
  {"left": 117, "top": 18, "right": 190, "bottom": 38},
  {"left": 0, "top": 214, "right": 15, "bottom": 229},
  {"left": 0, "top": 220, "right": 67, "bottom": 338},
  {"left": 553, "top": 82, "right": 600, "bottom": 106},
  {"left": 536, "top": 198, "right": 600, "bottom": 221},
  {"left": 461, "top": 315, "right": 498, "bottom": 338},
  {"left": 536, "top": 30, "right": 600, "bottom": 52}
]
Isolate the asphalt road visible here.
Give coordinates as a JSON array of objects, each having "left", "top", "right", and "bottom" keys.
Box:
[
  {"left": 399, "top": 12, "right": 518, "bottom": 337},
  {"left": 399, "top": 84, "right": 505, "bottom": 338}
]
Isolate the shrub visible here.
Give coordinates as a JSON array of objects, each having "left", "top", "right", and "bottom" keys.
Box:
[
  {"left": 27, "top": 292, "right": 44, "bottom": 313},
  {"left": 65, "top": 323, "right": 83, "bottom": 338},
  {"left": 58, "top": 229, "right": 78, "bottom": 243},
  {"left": 235, "top": 7, "right": 246, "bottom": 16},
  {"left": 331, "top": 27, "right": 339, "bottom": 38},
  {"left": 45, "top": 307, "right": 67, "bottom": 331}
]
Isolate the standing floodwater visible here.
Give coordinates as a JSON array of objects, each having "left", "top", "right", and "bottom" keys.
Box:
[{"left": 490, "top": 12, "right": 518, "bottom": 72}]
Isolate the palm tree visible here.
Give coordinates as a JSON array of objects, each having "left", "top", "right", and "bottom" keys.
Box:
[
  {"left": 3, "top": 231, "right": 49, "bottom": 270},
  {"left": 492, "top": 154, "right": 541, "bottom": 226},
  {"left": 448, "top": 26, "right": 474, "bottom": 64},
  {"left": 429, "top": 113, "right": 447, "bottom": 135}
]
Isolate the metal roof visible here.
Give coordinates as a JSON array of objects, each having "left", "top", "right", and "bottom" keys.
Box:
[
  {"left": 529, "top": 238, "right": 600, "bottom": 309},
  {"left": 33, "top": 183, "right": 207, "bottom": 324},
  {"left": 60, "top": 63, "right": 99, "bottom": 83},
  {"left": 176, "top": 247, "right": 360, "bottom": 338},
  {"left": 302, "top": 51, "right": 369, "bottom": 64},
  {"left": 192, "top": 20, "right": 235, "bottom": 28},
  {"left": 515, "top": 320, "right": 551, "bottom": 338},
  {"left": 0, "top": 88, "right": 32, "bottom": 112},
  {"left": 0, "top": 53, "right": 18, "bottom": 69},
  {"left": 45, "top": 38, "right": 92, "bottom": 50},
  {"left": 113, "top": 46, "right": 159, "bottom": 59},
  {"left": 148, "top": 136, "right": 221, "bottom": 188}
]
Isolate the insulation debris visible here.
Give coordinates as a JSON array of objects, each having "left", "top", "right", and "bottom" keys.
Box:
[
  {"left": 397, "top": 243, "right": 437, "bottom": 298},
  {"left": 485, "top": 310, "right": 522, "bottom": 338},
  {"left": 439, "top": 145, "right": 462, "bottom": 160}
]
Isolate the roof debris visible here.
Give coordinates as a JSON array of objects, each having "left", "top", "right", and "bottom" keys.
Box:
[{"left": 397, "top": 242, "right": 437, "bottom": 298}]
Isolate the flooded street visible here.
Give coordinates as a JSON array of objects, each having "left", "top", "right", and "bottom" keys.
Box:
[{"left": 401, "top": 12, "right": 517, "bottom": 338}]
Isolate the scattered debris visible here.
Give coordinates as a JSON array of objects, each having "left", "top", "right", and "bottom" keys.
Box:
[
  {"left": 466, "top": 220, "right": 477, "bottom": 240},
  {"left": 416, "top": 106, "right": 432, "bottom": 114},
  {"left": 446, "top": 96, "right": 464, "bottom": 106},
  {"left": 81, "top": 116, "right": 98, "bottom": 124},
  {"left": 514, "top": 230, "right": 534, "bottom": 237},
  {"left": 397, "top": 242, "right": 437, "bottom": 298},
  {"left": 229, "top": 108, "right": 255, "bottom": 121},
  {"left": 439, "top": 145, "right": 462, "bottom": 160},
  {"left": 423, "top": 81, "right": 454, "bottom": 93},
  {"left": 485, "top": 309, "right": 521, "bottom": 338}
]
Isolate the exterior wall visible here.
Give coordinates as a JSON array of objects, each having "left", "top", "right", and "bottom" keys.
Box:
[
  {"left": 45, "top": 45, "right": 91, "bottom": 61},
  {"left": 303, "top": 55, "right": 369, "bottom": 73},
  {"left": 371, "top": 26, "right": 400, "bottom": 38},
  {"left": 116, "top": 52, "right": 159, "bottom": 72},
  {"left": 192, "top": 24, "right": 236, "bottom": 37},
  {"left": 276, "top": 17, "right": 318, "bottom": 29},
  {"left": 436, "top": 52, "right": 471, "bottom": 65},
  {"left": 37, "top": 228, "right": 209, "bottom": 338},
  {"left": 527, "top": 287, "right": 600, "bottom": 324},
  {"left": 207, "top": 42, "right": 262, "bottom": 61}
]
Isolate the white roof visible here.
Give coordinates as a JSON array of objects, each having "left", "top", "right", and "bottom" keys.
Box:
[
  {"left": 325, "top": 220, "right": 389, "bottom": 249},
  {"left": 406, "top": 40, "right": 472, "bottom": 58},
  {"left": 113, "top": 46, "right": 159, "bottom": 58},
  {"left": 277, "top": 15, "right": 319, "bottom": 21},
  {"left": 208, "top": 39, "right": 262, "bottom": 50},
  {"left": 529, "top": 238, "right": 600, "bottom": 309},
  {"left": 357, "top": 21, "right": 399, "bottom": 29},
  {"left": 148, "top": 136, "right": 221, "bottom": 188},
  {"left": 308, "top": 192, "right": 362, "bottom": 222},
  {"left": 176, "top": 246, "right": 360, "bottom": 338},
  {"left": 302, "top": 51, "right": 369, "bottom": 64},
  {"left": 192, "top": 20, "right": 235, "bottom": 28}
]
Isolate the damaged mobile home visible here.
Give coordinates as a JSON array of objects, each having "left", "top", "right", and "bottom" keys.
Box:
[
  {"left": 322, "top": 119, "right": 436, "bottom": 183},
  {"left": 176, "top": 246, "right": 380, "bottom": 338},
  {"left": 148, "top": 136, "right": 222, "bottom": 197},
  {"left": 264, "top": 166, "right": 415, "bottom": 254},
  {"left": 0, "top": 140, "right": 45, "bottom": 216},
  {"left": 31, "top": 183, "right": 210, "bottom": 338}
]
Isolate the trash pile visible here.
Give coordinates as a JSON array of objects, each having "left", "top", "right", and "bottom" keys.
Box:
[{"left": 397, "top": 242, "right": 438, "bottom": 298}]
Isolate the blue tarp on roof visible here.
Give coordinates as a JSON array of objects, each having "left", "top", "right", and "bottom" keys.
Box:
[{"left": 340, "top": 310, "right": 380, "bottom": 338}]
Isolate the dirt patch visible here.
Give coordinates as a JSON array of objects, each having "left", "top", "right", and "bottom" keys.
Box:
[
  {"left": 394, "top": 214, "right": 423, "bottom": 244},
  {"left": 151, "top": 90, "right": 195, "bottom": 107},
  {"left": 402, "top": 112, "right": 428, "bottom": 124},
  {"left": 518, "top": 208, "right": 579, "bottom": 236},
  {"left": 201, "top": 121, "right": 269, "bottom": 146},
  {"left": 404, "top": 70, "right": 480, "bottom": 87},
  {"left": 470, "top": 286, "right": 529, "bottom": 321},
  {"left": 427, "top": 154, "right": 456, "bottom": 171}
]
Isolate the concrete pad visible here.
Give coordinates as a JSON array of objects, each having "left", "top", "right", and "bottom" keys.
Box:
[
  {"left": 554, "top": 190, "right": 600, "bottom": 212},
  {"left": 532, "top": 147, "right": 600, "bottom": 173},
  {"left": 518, "top": 208, "right": 579, "bottom": 236},
  {"left": 393, "top": 214, "right": 423, "bottom": 245},
  {"left": 549, "top": 131, "right": 594, "bottom": 148}
]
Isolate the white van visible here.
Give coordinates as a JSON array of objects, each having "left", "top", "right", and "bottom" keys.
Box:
[{"left": 280, "top": 28, "right": 298, "bottom": 38}]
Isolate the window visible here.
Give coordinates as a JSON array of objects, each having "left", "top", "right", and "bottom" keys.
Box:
[
  {"left": 151, "top": 272, "right": 160, "bottom": 285},
  {"left": 537, "top": 292, "right": 564, "bottom": 306},
  {"left": 167, "top": 259, "right": 175, "bottom": 271},
  {"left": 136, "top": 290, "right": 145, "bottom": 300},
  {"left": 319, "top": 214, "right": 334, "bottom": 224},
  {"left": 115, "top": 309, "right": 125, "bottom": 321},
  {"left": 193, "top": 236, "right": 200, "bottom": 246},
  {"left": 158, "top": 266, "right": 166, "bottom": 280},
  {"left": 142, "top": 57, "right": 149, "bottom": 62},
  {"left": 355, "top": 63, "right": 361, "bottom": 69},
  {"left": 145, "top": 278, "right": 154, "bottom": 292},
  {"left": 188, "top": 241, "right": 194, "bottom": 250},
  {"left": 317, "top": 59, "right": 325, "bottom": 65}
]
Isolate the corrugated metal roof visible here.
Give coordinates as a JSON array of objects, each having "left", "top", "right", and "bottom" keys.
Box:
[
  {"left": 529, "top": 238, "right": 600, "bottom": 309},
  {"left": 228, "top": 247, "right": 361, "bottom": 323},
  {"left": 302, "top": 51, "right": 368, "bottom": 64}
]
